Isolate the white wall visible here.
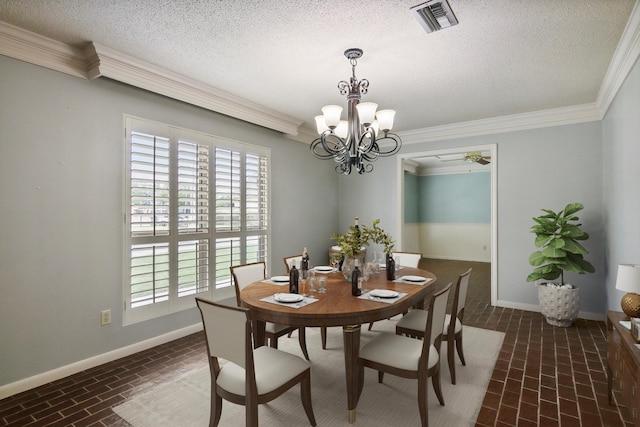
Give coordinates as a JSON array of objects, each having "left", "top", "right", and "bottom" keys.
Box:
[
  {"left": 0, "top": 56, "right": 338, "bottom": 387},
  {"left": 338, "top": 123, "right": 606, "bottom": 317},
  {"left": 603, "top": 57, "right": 640, "bottom": 311},
  {"left": 418, "top": 223, "right": 491, "bottom": 262}
]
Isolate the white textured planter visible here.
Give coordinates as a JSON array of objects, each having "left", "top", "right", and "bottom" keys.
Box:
[{"left": 537, "top": 283, "right": 580, "bottom": 327}]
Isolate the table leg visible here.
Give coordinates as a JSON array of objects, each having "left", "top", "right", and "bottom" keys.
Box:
[
  {"left": 343, "top": 324, "right": 361, "bottom": 424},
  {"left": 253, "top": 320, "right": 266, "bottom": 348}
]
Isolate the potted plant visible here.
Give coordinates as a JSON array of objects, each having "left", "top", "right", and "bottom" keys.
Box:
[
  {"left": 526, "top": 202, "right": 595, "bottom": 327},
  {"left": 331, "top": 219, "right": 394, "bottom": 280}
]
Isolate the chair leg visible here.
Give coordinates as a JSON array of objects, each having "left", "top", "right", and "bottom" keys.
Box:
[
  {"left": 455, "top": 331, "right": 466, "bottom": 365},
  {"left": 321, "top": 327, "right": 327, "bottom": 350},
  {"left": 298, "top": 327, "right": 310, "bottom": 361},
  {"left": 447, "top": 336, "right": 456, "bottom": 385},
  {"left": 378, "top": 371, "right": 384, "bottom": 384},
  {"left": 368, "top": 322, "right": 374, "bottom": 331},
  {"left": 300, "top": 371, "right": 317, "bottom": 426},
  {"left": 210, "top": 383, "right": 223, "bottom": 427},
  {"left": 431, "top": 369, "right": 445, "bottom": 406},
  {"left": 287, "top": 331, "right": 293, "bottom": 338},
  {"left": 418, "top": 375, "right": 429, "bottom": 427},
  {"left": 269, "top": 335, "right": 277, "bottom": 349}
]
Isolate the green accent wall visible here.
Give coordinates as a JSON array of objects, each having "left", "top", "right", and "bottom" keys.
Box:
[{"left": 404, "top": 172, "right": 491, "bottom": 224}]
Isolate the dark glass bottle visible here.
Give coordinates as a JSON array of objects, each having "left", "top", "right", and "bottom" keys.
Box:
[
  {"left": 386, "top": 253, "right": 395, "bottom": 281},
  {"left": 354, "top": 217, "right": 360, "bottom": 239},
  {"left": 301, "top": 247, "right": 309, "bottom": 272},
  {"left": 351, "top": 259, "right": 362, "bottom": 296},
  {"left": 289, "top": 264, "right": 299, "bottom": 294}
]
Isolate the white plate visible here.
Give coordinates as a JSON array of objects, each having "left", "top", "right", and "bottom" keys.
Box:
[
  {"left": 314, "top": 266, "right": 333, "bottom": 273},
  {"left": 271, "top": 276, "right": 290, "bottom": 283},
  {"left": 379, "top": 264, "right": 386, "bottom": 269},
  {"left": 274, "top": 293, "right": 303, "bottom": 303},
  {"left": 403, "top": 275, "right": 427, "bottom": 283},
  {"left": 370, "top": 289, "right": 398, "bottom": 298}
]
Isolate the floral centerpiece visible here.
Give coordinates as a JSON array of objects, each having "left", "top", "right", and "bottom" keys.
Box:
[{"left": 331, "top": 219, "right": 394, "bottom": 280}]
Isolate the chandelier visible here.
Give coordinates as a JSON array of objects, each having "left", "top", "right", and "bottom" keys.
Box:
[{"left": 310, "top": 48, "right": 402, "bottom": 175}]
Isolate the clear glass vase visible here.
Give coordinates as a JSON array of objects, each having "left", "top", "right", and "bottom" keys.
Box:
[{"left": 342, "top": 254, "right": 365, "bottom": 281}]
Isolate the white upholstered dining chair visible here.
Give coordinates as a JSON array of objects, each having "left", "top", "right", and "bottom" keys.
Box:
[
  {"left": 396, "top": 268, "right": 472, "bottom": 384},
  {"left": 357, "top": 283, "right": 452, "bottom": 427},
  {"left": 393, "top": 251, "right": 422, "bottom": 268},
  {"left": 367, "top": 251, "right": 423, "bottom": 331},
  {"left": 195, "top": 297, "right": 316, "bottom": 427},
  {"left": 230, "top": 261, "right": 310, "bottom": 360},
  {"left": 283, "top": 254, "right": 303, "bottom": 271}
]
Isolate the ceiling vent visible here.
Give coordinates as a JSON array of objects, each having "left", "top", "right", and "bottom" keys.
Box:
[{"left": 410, "top": 0, "right": 459, "bottom": 33}]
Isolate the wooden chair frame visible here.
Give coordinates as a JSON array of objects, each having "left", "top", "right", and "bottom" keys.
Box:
[{"left": 196, "top": 298, "right": 316, "bottom": 427}]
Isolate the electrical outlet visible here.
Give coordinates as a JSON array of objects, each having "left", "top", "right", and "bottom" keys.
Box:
[{"left": 101, "top": 309, "right": 111, "bottom": 326}]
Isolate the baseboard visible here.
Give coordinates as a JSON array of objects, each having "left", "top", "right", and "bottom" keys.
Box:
[
  {"left": 0, "top": 323, "right": 203, "bottom": 400},
  {"left": 495, "top": 299, "right": 605, "bottom": 321}
]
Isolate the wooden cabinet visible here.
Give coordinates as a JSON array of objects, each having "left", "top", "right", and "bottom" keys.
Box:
[{"left": 608, "top": 311, "right": 640, "bottom": 425}]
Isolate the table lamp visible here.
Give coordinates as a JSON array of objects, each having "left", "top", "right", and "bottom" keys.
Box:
[{"left": 616, "top": 264, "right": 640, "bottom": 317}]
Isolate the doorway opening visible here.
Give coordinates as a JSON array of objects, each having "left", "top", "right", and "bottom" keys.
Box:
[{"left": 395, "top": 144, "right": 497, "bottom": 305}]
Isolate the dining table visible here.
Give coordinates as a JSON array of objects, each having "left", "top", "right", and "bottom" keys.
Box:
[{"left": 239, "top": 265, "right": 438, "bottom": 423}]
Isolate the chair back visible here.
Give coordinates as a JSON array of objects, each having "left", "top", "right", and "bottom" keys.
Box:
[
  {"left": 196, "top": 298, "right": 250, "bottom": 369},
  {"left": 452, "top": 268, "right": 472, "bottom": 320},
  {"left": 424, "top": 283, "right": 452, "bottom": 350},
  {"left": 283, "top": 255, "right": 302, "bottom": 273},
  {"left": 230, "top": 262, "right": 266, "bottom": 306},
  {"left": 394, "top": 252, "right": 422, "bottom": 268}
]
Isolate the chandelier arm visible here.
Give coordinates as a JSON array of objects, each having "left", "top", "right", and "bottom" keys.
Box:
[
  {"left": 356, "top": 128, "right": 376, "bottom": 154},
  {"left": 374, "top": 132, "right": 402, "bottom": 157}
]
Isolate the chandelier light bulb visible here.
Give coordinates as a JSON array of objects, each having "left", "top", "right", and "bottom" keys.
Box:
[
  {"left": 315, "top": 115, "right": 329, "bottom": 134},
  {"left": 336, "top": 120, "right": 349, "bottom": 139},
  {"left": 375, "top": 109, "right": 396, "bottom": 132},
  {"left": 321, "top": 105, "right": 343, "bottom": 129},
  {"left": 356, "top": 102, "right": 378, "bottom": 126}
]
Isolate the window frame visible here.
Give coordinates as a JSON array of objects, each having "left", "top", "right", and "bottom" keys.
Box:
[{"left": 123, "top": 115, "right": 271, "bottom": 325}]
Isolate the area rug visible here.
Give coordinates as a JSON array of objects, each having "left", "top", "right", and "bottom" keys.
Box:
[{"left": 113, "top": 321, "right": 504, "bottom": 426}]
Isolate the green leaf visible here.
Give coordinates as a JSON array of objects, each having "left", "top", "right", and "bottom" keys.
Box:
[
  {"left": 529, "top": 251, "right": 546, "bottom": 266},
  {"left": 563, "top": 203, "right": 584, "bottom": 217},
  {"left": 541, "top": 245, "right": 567, "bottom": 258},
  {"left": 561, "top": 238, "right": 588, "bottom": 255}
]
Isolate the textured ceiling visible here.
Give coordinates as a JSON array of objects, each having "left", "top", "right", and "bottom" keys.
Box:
[{"left": 0, "top": 0, "right": 635, "bottom": 135}]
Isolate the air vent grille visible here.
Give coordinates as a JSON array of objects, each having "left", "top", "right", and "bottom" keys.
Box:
[{"left": 410, "top": 0, "right": 459, "bottom": 34}]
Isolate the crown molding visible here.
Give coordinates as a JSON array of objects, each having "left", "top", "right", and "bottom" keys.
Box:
[
  {"left": 399, "top": 3, "right": 640, "bottom": 144},
  {"left": 0, "top": 21, "right": 303, "bottom": 136},
  {"left": 0, "top": 21, "right": 87, "bottom": 78},
  {"left": 398, "top": 103, "right": 603, "bottom": 144},
  {"left": 84, "top": 42, "right": 303, "bottom": 136},
  {"left": 2, "top": 5, "right": 640, "bottom": 143},
  {"left": 596, "top": 0, "right": 640, "bottom": 113}
]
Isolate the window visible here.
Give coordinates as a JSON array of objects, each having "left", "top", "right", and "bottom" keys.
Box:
[{"left": 124, "top": 116, "right": 270, "bottom": 324}]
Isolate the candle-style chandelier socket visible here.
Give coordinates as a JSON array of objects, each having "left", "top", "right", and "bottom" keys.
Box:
[{"left": 311, "top": 48, "right": 402, "bottom": 175}]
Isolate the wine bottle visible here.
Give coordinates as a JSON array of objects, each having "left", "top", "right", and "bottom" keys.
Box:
[
  {"left": 301, "top": 247, "right": 309, "bottom": 271},
  {"left": 354, "top": 217, "right": 361, "bottom": 239},
  {"left": 289, "top": 264, "right": 299, "bottom": 294},
  {"left": 351, "top": 259, "right": 362, "bottom": 296},
  {"left": 386, "top": 253, "right": 396, "bottom": 281}
]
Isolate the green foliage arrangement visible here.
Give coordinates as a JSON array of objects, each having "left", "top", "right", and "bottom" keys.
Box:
[
  {"left": 526, "top": 202, "right": 595, "bottom": 285},
  {"left": 331, "top": 219, "right": 395, "bottom": 257}
]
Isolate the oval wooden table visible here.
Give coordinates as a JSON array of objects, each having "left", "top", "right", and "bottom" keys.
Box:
[{"left": 240, "top": 267, "right": 437, "bottom": 423}]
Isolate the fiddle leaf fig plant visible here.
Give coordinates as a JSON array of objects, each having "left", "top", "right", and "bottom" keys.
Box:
[{"left": 527, "top": 202, "right": 595, "bottom": 285}]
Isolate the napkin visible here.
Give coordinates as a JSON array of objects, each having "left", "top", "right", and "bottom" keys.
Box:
[
  {"left": 392, "top": 276, "right": 433, "bottom": 285},
  {"left": 260, "top": 295, "right": 319, "bottom": 308},
  {"left": 358, "top": 290, "right": 407, "bottom": 304}
]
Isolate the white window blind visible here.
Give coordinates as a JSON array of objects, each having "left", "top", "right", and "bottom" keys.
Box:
[{"left": 124, "top": 116, "right": 270, "bottom": 325}]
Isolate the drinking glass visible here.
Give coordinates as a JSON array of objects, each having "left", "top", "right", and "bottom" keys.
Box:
[
  {"left": 308, "top": 270, "right": 317, "bottom": 294},
  {"left": 317, "top": 275, "right": 327, "bottom": 293},
  {"left": 299, "top": 269, "right": 309, "bottom": 296}
]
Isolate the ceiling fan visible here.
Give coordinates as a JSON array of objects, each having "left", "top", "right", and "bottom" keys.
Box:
[{"left": 437, "top": 151, "right": 491, "bottom": 165}]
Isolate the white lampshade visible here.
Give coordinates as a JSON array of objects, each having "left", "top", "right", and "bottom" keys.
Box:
[
  {"left": 321, "top": 105, "right": 343, "bottom": 128},
  {"left": 370, "top": 121, "right": 380, "bottom": 137},
  {"left": 616, "top": 264, "right": 640, "bottom": 293},
  {"left": 315, "top": 115, "right": 329, "bottom": 134},
  {"left": 335, "top": 120, "right": 348, "bottom": 139},
  {"left": 356, "top": 102, "right": 378, "bottom": 126},
  {"left": 376, "top": 109, "right": 396, "bottom": 131}
]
